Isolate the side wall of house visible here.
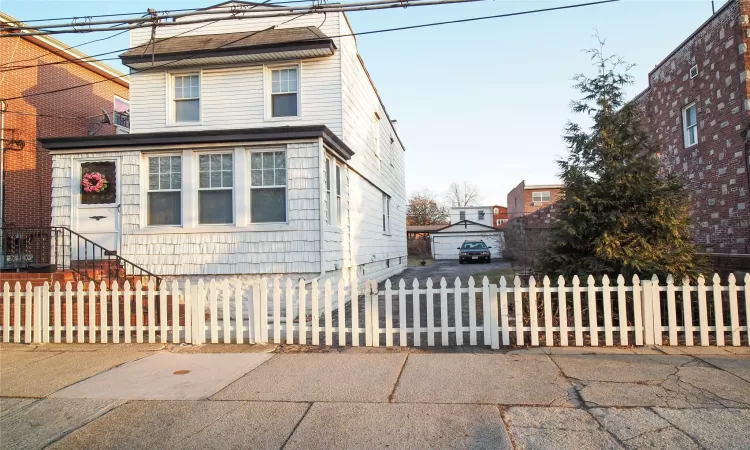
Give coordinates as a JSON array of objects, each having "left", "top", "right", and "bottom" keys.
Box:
[
  {"left": 128, "top": 12, "right": 343, "bottom": 137},
  {"left": 2, "top": 36, "right": 127, "bottom": 228},
  {"left": 637, "top": 0, "right": 750, "bottom": 254},
  {"left": 507, "top": 181, "right": 526, "bottom": 219},
  {"left": 335, "top": 16, "right": 407, "bottom": 278}
]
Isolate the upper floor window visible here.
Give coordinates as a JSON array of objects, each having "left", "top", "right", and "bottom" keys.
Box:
[
  {"left": 683, "top": 103, "right": 697, "bottom": 148},
  {"left": 173, "top": 74, "right": 200, "bottom": 123},
  {"left": 532, "top": 191, "right": 551, "bottom": 203},
  {"left": 270, "top": 67, "right": 299, "bottom": 118},
  {"left": 459, "top": 211, "right": 466, "bottom": 221},
  {"left": 478, "top": 210, "right": 485, "bottom": 221},
  {"left": 198, "top": 153, "right": 233, "bottom": 224},
  {"left": 250, "top": 151, "right": 287, "bottom": 223},
  {"left": 493, "top": 207, "right": 499, "bottom": 214},
  {"left": 147, "top": 155, "right": 181, "bottom": 226}
]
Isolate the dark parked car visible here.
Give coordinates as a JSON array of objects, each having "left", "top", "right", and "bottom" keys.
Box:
[{"left": 457, "top": 241, "right": 492, "bottom": 264}]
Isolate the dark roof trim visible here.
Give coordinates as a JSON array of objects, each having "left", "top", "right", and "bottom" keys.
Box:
[
  {"left": 433, "top": 220, "right": 498, "bottom": 233},
  {"left": 121, "top": 40, "right": 335, "bottom": 66},
  {"left": 39, "top": 125, "right": 354, "bottom": 160}
]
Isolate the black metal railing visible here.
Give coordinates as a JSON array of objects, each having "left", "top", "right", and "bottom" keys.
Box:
[{"left": 0, "top": 227, "right": 160, "bottom": 285}]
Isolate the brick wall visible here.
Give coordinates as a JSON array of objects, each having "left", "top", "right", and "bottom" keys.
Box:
[
  {"left": 636, "top": 0, "right": 750, "bottom": 254},
  {"left": 492, "top": 205, "right": 508, "bottom": 227},
  {"left": 507, "top": 180, "right": 563, "bottom": 220},
  {"left": 1, "top": 33, "right": 128, "bottom": 228}
]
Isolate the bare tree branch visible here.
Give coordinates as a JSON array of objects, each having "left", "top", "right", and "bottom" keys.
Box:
[{"left": 444, "top": 182, "right": 482, "bottom": 207}]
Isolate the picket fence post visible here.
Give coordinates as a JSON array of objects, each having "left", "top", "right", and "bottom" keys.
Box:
[{"left": 641, "top": 279, "right": 655, "bottom": 345}]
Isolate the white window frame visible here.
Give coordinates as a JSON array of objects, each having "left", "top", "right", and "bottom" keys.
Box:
[
  {"left": 532, "top": 191, "right": 551, "bottom": 203},
  {"left": 196, "top": 151, "right": 235, "bottom": 225},
  {"left": 478, "top": 210, "right": 485, "bottom": 221},
  {"left": 265, "top": 64, "right": 302, "bottom": 121},
  {"left": 382, "top": 193, "right": 391, "bottom": 234},
  {"left": 324, "top": 157, "right": 332, "bottom": 225},
  {"left": 683, "top": 103, "right": 698, "bottom": 148},
  {"left": 459, "top": 211, "right": 466, "bottom": 221},
  {"left": 146, "top": 154, "right": 183, "bottom": 227},
  {"left": 335, "top": 163, "right": 343, "bottom": 227},
  {"left": 249, "top": 148, "right": 288, "bottom": 224},
  {"left": 168, "top": 71, "right": 201, "bottom": 125}
]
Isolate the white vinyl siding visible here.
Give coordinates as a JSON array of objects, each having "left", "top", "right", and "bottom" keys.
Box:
[{"left": 683, "top": 103, "right": 697, "bottom": 148}]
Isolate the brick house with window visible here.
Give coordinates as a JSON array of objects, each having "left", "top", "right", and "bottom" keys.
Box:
[
  {"left": 506, "top": 180, "right": 563, "bottom": 220},
  {"left": 0, "top": 12, "right": 129, "bottom": 230},
  {"left": 633, "top": 0, "right": 750, "bottom": 256}
]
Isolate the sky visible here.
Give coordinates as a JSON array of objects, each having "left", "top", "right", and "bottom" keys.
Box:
[{"left": 1, "top": 0, "right": 729, "bottom": 205}]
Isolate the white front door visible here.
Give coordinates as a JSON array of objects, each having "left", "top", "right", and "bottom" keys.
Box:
[{"left": 73, "top": 159, "right": 121, "bottom": 258}]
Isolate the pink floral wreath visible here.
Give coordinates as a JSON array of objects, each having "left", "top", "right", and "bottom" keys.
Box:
[{"left": 81, "top": 172, "right": 108, "bottom": 193}]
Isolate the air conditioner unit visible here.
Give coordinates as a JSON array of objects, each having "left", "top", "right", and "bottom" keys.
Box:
[{"left": 531, "top": 201, "right": 541, "bottom": 206}]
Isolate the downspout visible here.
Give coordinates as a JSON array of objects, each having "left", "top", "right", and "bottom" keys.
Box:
[
  {"left": 0, "top": 100, "right": 6, "bottom": 269},
  {"left": 315, "top": 137, "right": 326, "bottom": 280}
]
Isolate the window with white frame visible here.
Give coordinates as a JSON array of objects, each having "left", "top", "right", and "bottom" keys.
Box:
[
  {"left": 147, "top": 155, "right": 181, "bottom": 225},
  {"left": 323, "top": 157, "right": 331, "bottom": 224},
  {"left": 382, "top": 193, "right": 390, "bottom": 234},
  {"left": 493, "top": 207, "right": 499, "bottom": 214},
  {"left": 335, "top": 164, "right": 343, "bottom": 226},
  {"left": 532, "top": 191, "right": 551, "bottom": 203},
  {"left": 173, "top": 74, "right": 200, "bottom": 123},
  {"left": 478, "top": 210, "right": 485, "bottom": 221},
  {"left": 270, "top": 67, "right": 299, "bottom": 118},
  {"left": 374, "top": 112, "right": 381, "bottom": 170},
  {"left": 459, "top": 211, "right": 465, "bottom": 221},
  {"left": 683, "top": 103, "right": 697, "bottom": 147},
  {"left": 198, "top": 153, "right": 233, "bottom": 224},
  {"left": 250, "top": 151, "right": 287, "bottom": 223}
]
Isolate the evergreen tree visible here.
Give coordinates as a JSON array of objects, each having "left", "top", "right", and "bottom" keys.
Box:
[{"left": 537, "top": 41, "right": 706, "bottom": 280}]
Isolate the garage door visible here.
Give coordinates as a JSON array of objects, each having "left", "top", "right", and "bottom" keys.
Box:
[{"left": 433, "top": 234, "right": 502, "bottom": 260}]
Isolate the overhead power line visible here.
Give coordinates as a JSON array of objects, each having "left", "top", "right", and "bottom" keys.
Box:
[
  {"left": 12, "top": 0, "right": 321, "bottom": 24},
  {"left": 0, "top": 29, "right": 129, "bottom": 68},
  {"left": 1, "top": 0, "right": 619, "bottom": 103},
  {"left": 1, "top": 0, "right": 483, "bottom": 36},
  {"left": 1, "top": 0, "right": 275, "bottom": 74}
]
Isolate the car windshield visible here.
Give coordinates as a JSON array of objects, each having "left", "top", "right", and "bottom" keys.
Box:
[{"left": 461, "top": 242, "right": 487, "bottom": 250}]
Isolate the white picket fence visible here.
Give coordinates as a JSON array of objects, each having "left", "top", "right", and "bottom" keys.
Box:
[{"left": 1, "top": 273, "right": 749, "bottom": 348}]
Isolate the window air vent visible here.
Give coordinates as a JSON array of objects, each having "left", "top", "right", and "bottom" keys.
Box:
[{"left": 689, "top": 65, "right": 698, "bottom": 79}]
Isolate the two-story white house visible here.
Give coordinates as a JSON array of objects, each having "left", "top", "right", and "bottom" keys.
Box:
[
  {"left": 39, "top": 2, "right": 407, "bottom": 301},
  {"left": 448, "top": 206, "right": 494, "bottom": 228}
]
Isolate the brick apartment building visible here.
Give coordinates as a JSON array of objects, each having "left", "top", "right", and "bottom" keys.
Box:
[
  {"left": 506, "top": 180, "right": 563, "bottom": 220},
  {"left": 634, "top": 0, "right": 750, "bottom": 255},
  {"left": 492, "top": 205, "right": 508, "bottom": 228},
  {"left": 1, "top": 12, "right": 129, "bottom": 229}
]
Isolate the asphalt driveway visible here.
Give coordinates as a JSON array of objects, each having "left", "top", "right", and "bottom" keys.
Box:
[{"left": 386, "top": 259, "right": 512, "bottom": 287}]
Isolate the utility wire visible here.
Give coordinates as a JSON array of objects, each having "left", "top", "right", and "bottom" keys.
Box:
[
  {"left": 1, "top": 0, "right": 619, "bottom": 102},
  {"left": 2, "top": 12, "right": 310, "bottom": 102},
  {"left": 0, "top": 1, "right": 272, "bottom": 74},
  {"left": 12, "top": 0, "right": 321, "bottom": 24},
  {"left": 1, "top": 0, "right": 483, "bottom": 36},
  {"left": 1, "top": 0, "right": 619, "bottom": 75},
  {"left": 0, "top": 30, "right": 130, "bottom": 68},
  {"left": 2, "top": 109, "right": 104, "bottom": 119}
]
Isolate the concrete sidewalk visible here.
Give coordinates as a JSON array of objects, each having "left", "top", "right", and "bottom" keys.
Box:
[{"left": 1, "top": 343, "right": 749, "bottom": 449}]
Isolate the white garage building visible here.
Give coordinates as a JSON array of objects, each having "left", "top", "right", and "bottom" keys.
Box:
[{"left": 431, "top": 221, "right": 503, "bottom": 260}]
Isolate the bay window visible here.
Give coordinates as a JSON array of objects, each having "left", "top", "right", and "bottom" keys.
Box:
[
  {"left": 250, "top": 150, "right": 287, "bottom": 223},
  {"left": 324, "top": 157, "right": 331, "bottom": 224},
  {"left": 147, "top": 155, "right": 181, "bottom": 225},
  {"left": 198, "top": 153, "right": 233, "bottom": 224},
  {"left": 336, "top": 164, "right": 342, "bottom": 226}
]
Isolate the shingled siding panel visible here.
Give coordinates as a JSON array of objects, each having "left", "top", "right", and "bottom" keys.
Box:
[
  {"left": 636, "top": 0, "right": 750, "bottom": 254},
  {"left": 50, "top": 143, "right": 321, "bottom": 276}
]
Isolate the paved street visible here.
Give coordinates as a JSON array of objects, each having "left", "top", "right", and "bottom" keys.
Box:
[{"left": 2, "top": 343, "right": 750, "bottom": 449}]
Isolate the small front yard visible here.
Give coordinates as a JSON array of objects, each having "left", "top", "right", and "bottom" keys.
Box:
[{"left": 470, "top": 266, "right": 516, "bottom": 284}]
